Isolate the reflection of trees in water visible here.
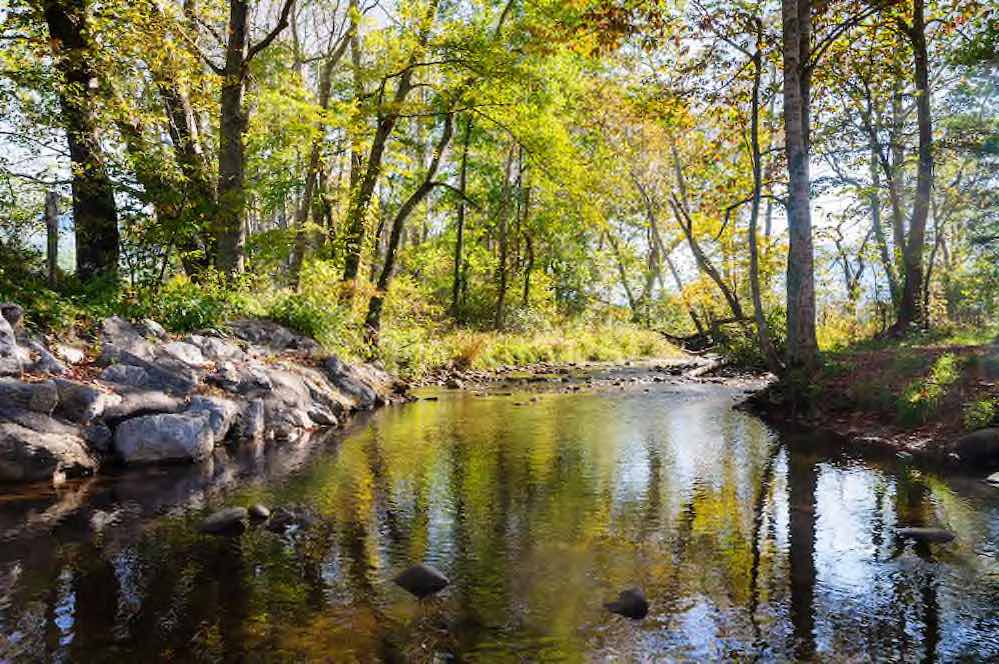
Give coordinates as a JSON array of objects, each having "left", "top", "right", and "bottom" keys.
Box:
[{"left": 787, "top": 443, "right": 817, "bottom": 661}]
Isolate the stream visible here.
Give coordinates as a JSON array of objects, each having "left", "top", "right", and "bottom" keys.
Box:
[{"left": 1, "top": 368, "right": 998, "bottom": 662}]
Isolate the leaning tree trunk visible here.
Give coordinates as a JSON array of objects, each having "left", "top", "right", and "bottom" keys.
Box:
[
  {"left": 43, "top": 0, "right": 120, "bottom": 282},
  {"left": 896, "top": 0, "right": 933, "bottom": 331},
  {"left": 364, "top": 114, "right": 454, "bottom": 344},
  {"left": 781, "top": 0, "right": 818, "bottom": 373}
]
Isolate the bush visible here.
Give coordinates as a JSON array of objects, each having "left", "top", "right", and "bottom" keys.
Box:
[
  {"left": 963, "top": 399, "right": 996, "bottom": 431},
  {"left": 897, "top": 353, "right": 963, "bottom": 426}
]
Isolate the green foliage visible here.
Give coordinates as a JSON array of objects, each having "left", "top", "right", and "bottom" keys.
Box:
[
  {"left": 715, "top": 309, "right": 787, "bottom": 370},
  {"left": 150, "top": 273, "right": 253, "bottom": 333},
  {"left": 897, "top": 353, "right": 963, "bottom": 427},
  {"left": 963, "top": 398, "right": 997, "bottom": 431}
]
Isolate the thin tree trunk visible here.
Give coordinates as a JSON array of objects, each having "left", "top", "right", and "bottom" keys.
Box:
[
  {"left": 781, "top": 0, "right": 818, "bottom": 373},
  {"left": 451, "top": 117, "right": 472, "bottom": 318},
  {"left": 364, "top": 114, "right": 454, "bottom": 344},
  {"left": 342, "top": 0, "right": 440, "bottom": 288},
  {"left": 43, "top": 0, "right": 120, "bottom": 281},
  {"left": 896, "top": 0, "right": 933, "bottom": 330},
  {"left": 748, "top": 48, "right": 782, "bottom": 374},
  {"left": 45, "top": 191, "right": 59, "bottom": 287},
  {"left": 290, "top": 25, "right": 353, "bottom": 287},
  {"left": 493, "top": 145, "right": 515, "bottom": 329}
]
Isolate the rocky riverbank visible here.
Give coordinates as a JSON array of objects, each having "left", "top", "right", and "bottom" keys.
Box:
[{"left": 0, "top": 304, "right": 408, "bottom": 486}]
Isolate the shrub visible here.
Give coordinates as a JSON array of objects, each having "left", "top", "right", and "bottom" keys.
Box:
[
  {"left": 963, "top": 399, "right": 996, "bottom": 431},
  {"left": 897, "top": 353, "right": 963, "bottom": 426}
]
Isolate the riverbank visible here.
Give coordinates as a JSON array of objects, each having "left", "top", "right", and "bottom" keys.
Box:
[
  {"left": 0, "top": 304, "right": 408, "bottom": 486},
  {"left": 742, "top": 339, "right": 999, "bottom": 471}
]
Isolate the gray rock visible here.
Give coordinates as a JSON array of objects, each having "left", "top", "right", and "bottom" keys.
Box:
[
  {"left": 82, "top": 423, "right": 113, "bottom": 452},
  {"left": 0, "top": 303, "right": 23, "bottom": 329},
  {"left": 100, "top": 363, "right": 149, "bottom": 387},
  {"left": 138, "top": 318, "right": 168, "bottom": 339},
  {"left": 189, "top": 335, "right": 245, "bottom": 363},
  {"left": 199, "top": 507, "right": 248, "bottom": 535},
  {"left": 233, "top": 398, "right": 265, "bottom": 440},
  {"left": 114, "top": 411, "right": 215, "bottom": 463},
  {"left": 208, "top": 361, "right": 272, "bottom": 394},
  {"left": 0, "top": 312, "right": 24, "bottom": 376},
  {"left": 323, "top": 356, "right": 399, "bottom": 409},
  {"left": 52, "top": 344, "right": 86, "bottom": 365},
  {"left": 897, "top": 527, "right": 956, "bottom": 543},
  {"left": 54, "top": 379, "right": 120, "bottom": 423},
  {"left": 393, "top": 563, "right": 449, "bottom": 598},
  {"left": 949, "top": 428, "right": 999, "bottom": 465},
  {"left": 102, "top": 389, "right": 185, "bottom": 422},
  {"left": 0, "top": 420, "right": 97, "bottom": 483},
  {"left": 248, "top": 504, "right": 270, "bottom": 520},
  {"left": 161, "top": 341, "right": 209, "bottom": 367},
  {"left": 0, "top": 378, "right": 58, "bottom": 414},
  {"left": 229, "top": 318, "right": 320, "bottom": 354},
  {"left": 185, "top": 396, "right": 237, "bottom": 441},
  {"left": 27, "top": 341, "right": 67, "bottom": 375},
  {"left": 99, "top": 316, "right": 155, "bottom": 364},
  {"left": 115, "top": 349, "right": 198, "bottom": 394},
  {"left": 605, "top": 588, "right": 649, "bottom": 620},
  {"left": 265, "top": 505, "right": 319, "bottom": 534},
  {"left": 986, "top": 472, "right": 999, "bottom": 488}
]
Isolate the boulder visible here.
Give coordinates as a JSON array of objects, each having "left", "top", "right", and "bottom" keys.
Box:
[
  {"left": 0, "top": 312, "right": 25, "bottom": 376},
  {"left": 100, "top": 363, "right": 150, "bottom": 387},
  {"left": 0, "top": 378, "right": 58, "bottom": 414},
  {"left": 604, "top": 588, "right": 649, "bottom": 620},
  {"left": 948, "top": 428, "right": 999, "bottom": 465},
  {"left": 185, "top": 396, "right": 237, "bottom": 442},
  {"left": 102, "top": 388, "right": 185, "bottom": 422},
  {"left": 99, "top": 316, "right": 155, "bottom": 364},
  {"left": 0, "top": 420, "right": 97, "bottom": 483},
  {"left": 113, "top": 349, "right": 199, "bottom": 394},
  {"left": 52, "top": 344, "right": 86, "bottom": 365},
  {"left": 199, "top": 507, "right": 248, "bottom": 535},
  {"left": 393, "top": 563, "right": 449, "bottom": 599},
  {"left": 265, "top": 505, "right": 319, "bottom": 534},
  {"left": 161, "top": 341, "right": 209, "bottom": 368},
  {"left": 54, "top": 379, "right": 120, "bottom": 423},
  {"left": 188, "top": 335, "right": 245, "bottom": 363},
  {"left": 0, "top": 303, "right": 23, "bottom": 329},
  {"left": 26, "top": 340, "right": 66, "bottom": 375},
  {"left": 114, "top": 411, "right": 215, "bottom": 463},
  {"left": 137, "top": 318, "right": 168, "bottom": 339},
  {"left": 208, "top": 361, "right": 272, "bottom": 394},
  {"left": 82, "top": 423, "right": 113, "bottom": 452},
  {"left": 248, "top": 504, "right": 270, "bottom": 520},
  {"left": 228, "top": 318, "right": 320, "bottom": 354},
  {"left": 897, "top": 527, "right": 956, "bottom": 543},
  {"left": 233, "top": 398, "right": 266, "bottom": 440},
  {"left": 324, "top": 356, "right": 381, "bottom": 409}
]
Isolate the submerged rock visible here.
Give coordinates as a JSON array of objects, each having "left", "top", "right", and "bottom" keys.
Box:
[
  {"left": 265, "top": 505, "right": 319, "bottom": 534},
  {"left": 897, "top": 527, "right": 956, "bottom": 543},
  {"left": 394, "top": 563, "right": 449, "bottom": 598},
  {"left": 200, "top": 507, "right": 249, "bottom": 535},
  {"left": 248, "top": 504, "right": 271, "bottom": 520},
  {"left": 986, "top": 472, "right": 999, "bottom": 488},
  {"left": 948, "top": 429, "right": 999, "bottom": 465},
  {"left": 604, "top": 588, "right": 649, "bottom": 620}
]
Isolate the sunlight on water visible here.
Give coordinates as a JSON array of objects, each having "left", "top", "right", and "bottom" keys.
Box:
[{"left": 1, "top": 383, "right": 998, "bottom": 662}]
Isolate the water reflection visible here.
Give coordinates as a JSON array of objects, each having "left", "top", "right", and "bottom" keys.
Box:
[{"left": 1, "top": 384, "right": 998, "bottom": 662}]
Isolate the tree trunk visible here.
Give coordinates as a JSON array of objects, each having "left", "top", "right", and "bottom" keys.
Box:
[
  {"left": 748, "top": 49, "right": 782, "bottom": 374},
  {"left": 896, "top": 0, "right": 933, "bottom": 330},
  {"left": 342, "top": 0, "right": 440, "bottom": 288},
  {"left": 45, "top": 191, "right": 59, "bottom": 287},
  {"left": 364, "top": 114, "right": 454, "bottom": 344},
  {"left": 215, "top": 0, "right": 251, "bottom": 277},
  {"left": 493, "top": 145, "right": 515, "bottom": 329},
  {"left": 781, "top": 0, "right": 818, "bottom": 373},
  {"left": 290, "top": 25, "right": 353, "bottom": 287},
  {"left": 43, "top": 0, "right": 120, "bottom": 282},
  {"left": 451, "top": 117, "right": 472, "bottom": 318}
]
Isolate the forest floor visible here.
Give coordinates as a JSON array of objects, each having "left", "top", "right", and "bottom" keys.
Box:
[{"left": 745, "top": 331, "right": 999, "bottom": 468}]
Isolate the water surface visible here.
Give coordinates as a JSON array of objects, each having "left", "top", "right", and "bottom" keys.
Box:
[{"left": 1, "top": 379, "right": 998, "bottom": 662}]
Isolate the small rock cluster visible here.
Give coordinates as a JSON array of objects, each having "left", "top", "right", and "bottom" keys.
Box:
[{"left": 0, "top": 304, "right": 407, "bottom": 485}]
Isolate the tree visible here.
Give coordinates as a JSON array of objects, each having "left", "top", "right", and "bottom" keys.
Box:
[{"left": 42, "top": 0, "right": 120, "bottom": 281}]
